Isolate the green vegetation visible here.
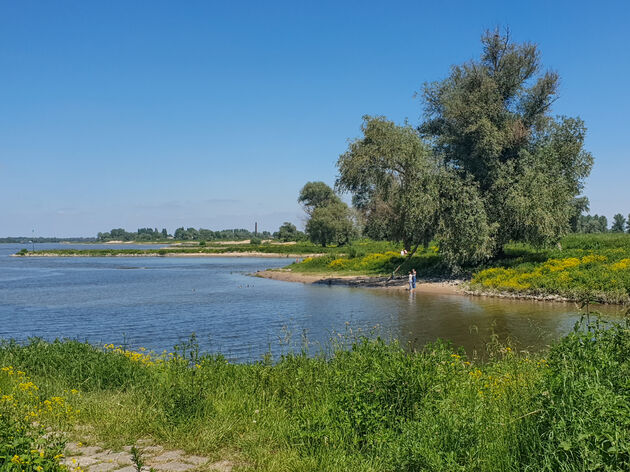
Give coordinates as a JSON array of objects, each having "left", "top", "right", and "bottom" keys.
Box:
[
  {"left": 22, "top": 242, "right": 346, "bottom": 257},
  {"left": 291, "top": 245, "right": 442, "bottom": 278},
  {"left": 0, "top": 366, "right": 73, "bottom": 471},
  {"left": 96, "top": 227, "right": 273, "bottom": 242},
  {"left": 289, "top": 234, "right": 630, "bottom": 303},
  {"left": 273, "top": 222, "right": 306, "bottom": 242},
  {"left": 612, "top": 214, "right": 627, "bottom": 233},
  {"left": 471, "top": 234, "right": 630, "bottom": 303},
  {"left": 299, "top": 182, "right": 357, "bottom": 247},
  {"left": 577, "top": 214, "right": 610, "bottom": 233},
  {"left": 1, "top": 319, "right": 628, "bottom": 471},
  {"left": 329, "top": 29, "right": 593, "bottom": 270}
]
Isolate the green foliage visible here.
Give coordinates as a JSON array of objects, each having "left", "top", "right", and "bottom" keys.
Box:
[
  {"left": 293, "top": 246, "right": 442, "bottom": 277},
  {"left": 298, "top": 182, "right": 357, "bottom": 247},
  {"left": 16, "top": 249, "right": 27, "bottom": 256},
  {"left": 274, "top": 222, "right": 305, "bottom": 242},
  {"left": 537, "top": 319, "right": 630, "bottom": 471},
  {"left": 249, "top": 236, "right": 262, "bottom": 245},
  {"left": 471, "top": 233, "right": 630, "bottom": 303},
  {"left": 305, "top": 201, "right": 357, "bottom": 247},
  {"left": 421, "top": 29, "right": 593, "bottom": 251},
  {"left": 423, "top": 30, "right": 593, "bottom": 250},
  {"left": 0, "top": 320, "right": 627, "bottom": 471},
  {"left": 577, "top": 214, "right": 610, "bottom": 233},
  {"left": 337, "top": 116, "right": 438, "bottom": 249},
  {"left": 298, "top": 181, "right": 340, "bottom": 215},
  {"left": 612, "top": 213, "right": 627, "bottom": 233},
  {"left": 337, "top": 29, "right": 593, "bottom": 269},
  {"left": 96, "top": 227, "right": 274, "bottom": 242},
  {"left": 435, "top": 172, "right": 495, "bottom": 270},
  {"left": 0, "top": 365, "right": 70, "bottom": 471}
]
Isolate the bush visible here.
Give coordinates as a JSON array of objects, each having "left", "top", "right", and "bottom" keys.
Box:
[{"left": 249, "top": 237, "right": 262, "bottom": 245}]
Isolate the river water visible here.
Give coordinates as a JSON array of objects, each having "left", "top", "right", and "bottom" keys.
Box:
[{"left": 0, "top": 243, "right": 622, "bottom": 361}]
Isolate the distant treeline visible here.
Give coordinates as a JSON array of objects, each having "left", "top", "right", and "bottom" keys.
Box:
[
  {"left": 575, "top": 213, "right": 630, "bottom": 233},
  {"left": 97, "top": 227, "right": 273, "bottom": 242},
  {"left": 0, "top": 237, "right": 97, "bottom": 244}
]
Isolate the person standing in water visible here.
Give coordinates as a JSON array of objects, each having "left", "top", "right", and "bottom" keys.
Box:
[
  {"left": 412, "top": 269, "right": 417, "bottom": 289},
  {"left": 408, "top": 271, "right": 413, "bottom": 290}
]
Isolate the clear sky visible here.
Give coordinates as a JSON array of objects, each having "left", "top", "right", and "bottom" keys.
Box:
[{"left": 1, "top": 0, "right": 629, "bottom": 237}]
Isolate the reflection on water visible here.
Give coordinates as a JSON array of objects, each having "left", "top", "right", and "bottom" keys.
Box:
[{"left": 0, "top": 243, "right": 623, "bottom": 362}]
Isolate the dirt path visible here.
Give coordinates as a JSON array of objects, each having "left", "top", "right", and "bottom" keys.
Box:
[{"left": 62, "top": 439, "right": 232, "bottom": 472}]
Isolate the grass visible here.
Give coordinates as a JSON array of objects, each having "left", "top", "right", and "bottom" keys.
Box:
[
  {"left": 471, "top": 234, "right": 630, "bottom": 303},
  {"left": 289, "top": 244, "right": 443, "bottom": 278},
  {"left": 0, "top": 319, "right": 628, "bottom": 471},
  {"left": 286, "top": 234, "right": 630, "bottom": 303},
  {"left": 0, "top": 366, "right": 73, "bottom": 471}
]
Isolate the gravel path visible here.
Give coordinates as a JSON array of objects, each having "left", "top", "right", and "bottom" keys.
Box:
[{"left": 62, "top": 439, "right": 233, "bottom": 472}]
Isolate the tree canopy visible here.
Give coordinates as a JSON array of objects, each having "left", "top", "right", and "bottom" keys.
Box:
[
  {"left": 298, "top": 181, "right": 341, "bottom": 215},
  {"left": 336, "top": 29, "right": 593, "bottom": 270}
]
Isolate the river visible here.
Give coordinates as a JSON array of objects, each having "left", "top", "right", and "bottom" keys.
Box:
[{"left": 0, "top": 243, "right": 622, "bottom": 361}]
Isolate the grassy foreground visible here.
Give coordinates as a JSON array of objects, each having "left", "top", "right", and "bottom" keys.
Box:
[{"left": 1, "top": 319, "right": 629, "bottom": 471}]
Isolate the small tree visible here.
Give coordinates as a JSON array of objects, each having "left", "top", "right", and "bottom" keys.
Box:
[
  {"left": 275, "top": 222, "right": 302, "bottom": 242},
  {"left": 298, "top": 182, "right": 356, "bottom": 246},
  {"left": 627, "top": 214, "right": 630, "bottom": 233},
  {"left": 611, "top": 214, "right": 626, "bottom": 232},
  {"left": 305, "top": 201, "right": 357, "bottom": 246}
]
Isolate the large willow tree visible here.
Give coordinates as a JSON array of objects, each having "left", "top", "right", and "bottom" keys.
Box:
[{"left": 337, "top": 29, "right": 593, "bottom": 270}]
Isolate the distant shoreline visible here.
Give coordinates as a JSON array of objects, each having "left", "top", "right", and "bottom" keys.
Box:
[{"left": 14, "top": 251, "right": 320, "bottom": 259}]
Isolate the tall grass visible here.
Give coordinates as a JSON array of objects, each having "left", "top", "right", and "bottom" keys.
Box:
[
  {"left": 288, "top": 234, "right": 630, "bottom": 303},
  {"left": 472, "top": 234, "right": 630, "bottom": 303},
  {"left": 1, "top": 319, "right": 628, "bottom": 471},
  {"left": 289, "top": 244, "right": 443, "bottom": 278}
]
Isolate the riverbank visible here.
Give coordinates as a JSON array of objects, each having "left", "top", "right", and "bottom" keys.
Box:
[
  {"left": 282, "top": 234, "right": 630, "bottom": 305},
  {"left": 16, "top": 251, "right": 321, "bottom": 258},
  {"left": 255, "top": 268, "right": 464, "bottom": 295},
  {"left": 255, "top": 268, "right": 583, "bottom": 303},
  {"left": 2, "top": 320, "right": 628, "bottom": 472}
]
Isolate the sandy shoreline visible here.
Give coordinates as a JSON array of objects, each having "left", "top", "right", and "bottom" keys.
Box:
[
  {"left": 254, "top": 269, "right": 465, "bottom": 295},
  {"left": 16, "top": 252, "right": 322, "bottom": 258}
]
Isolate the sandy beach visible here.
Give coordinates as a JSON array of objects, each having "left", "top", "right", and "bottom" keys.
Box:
[
  {"left": 254, "top": 269, "right": 464, "bottom": 295},
  {"left": 17, "top": 251, "right": 323, "bottom": 258}
]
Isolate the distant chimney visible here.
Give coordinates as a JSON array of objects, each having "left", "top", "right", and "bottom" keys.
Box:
[{"left": 255, "top": 222, "right": 258, "bottom": 236}]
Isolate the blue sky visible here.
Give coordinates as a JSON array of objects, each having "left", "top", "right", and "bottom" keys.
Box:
[{"left": 1, "top": 0, "right": 629, "bottom": 237}]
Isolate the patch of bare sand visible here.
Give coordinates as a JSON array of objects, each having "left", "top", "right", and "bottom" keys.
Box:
[
  {"left": 254, "top": 269, "right": 464, "bottom": 295},
  {"left": 166, "top": 252, "right": 322, "bottom": 258}
]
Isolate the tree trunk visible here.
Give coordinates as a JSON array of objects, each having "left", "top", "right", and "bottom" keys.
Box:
[{"left": 388, "top": 243, "right": 420, "bottom": 281}]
